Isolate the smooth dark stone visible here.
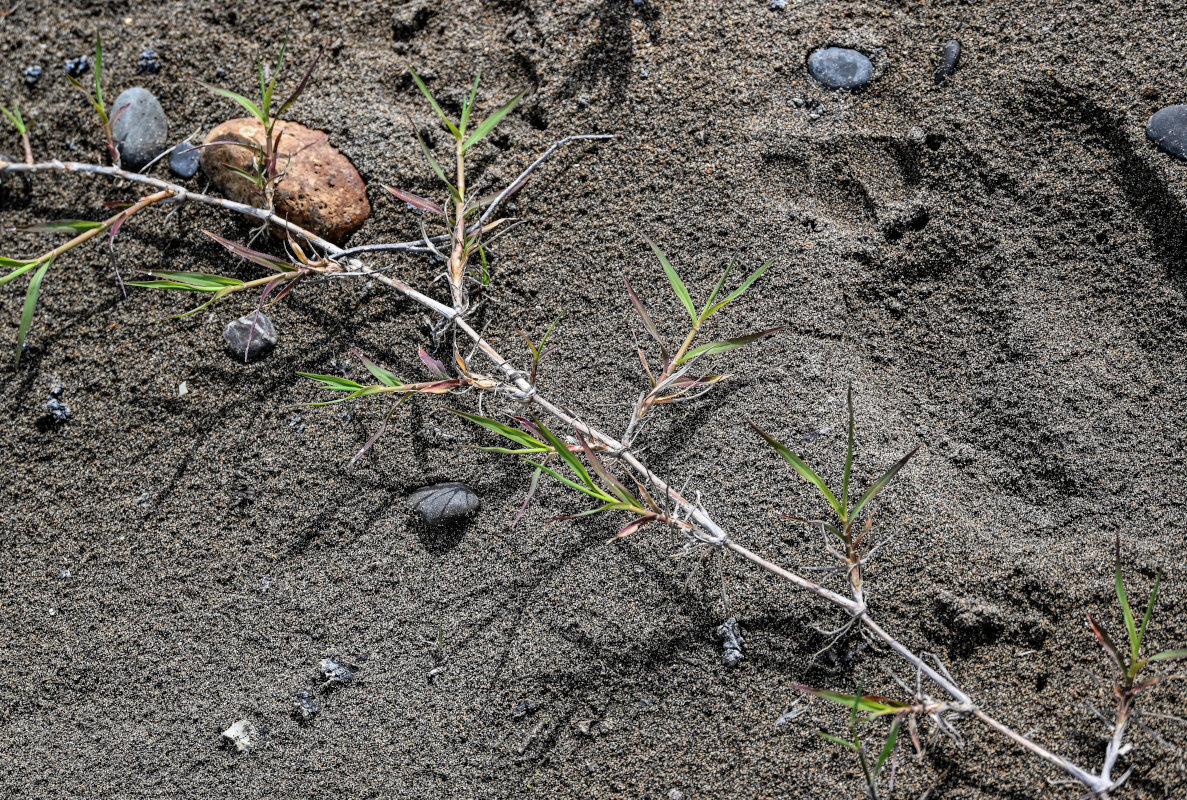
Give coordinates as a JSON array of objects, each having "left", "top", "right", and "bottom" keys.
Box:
[
  {"left": 408, "top": 482, "right": 479, "bottom": 526},
  {"left": 168, "top": 141, "right": 200, "bottom": 179},
  {"left": 223, "top": 313, "right": 277, "bottom": 362},
  {"left": 110, "top": 88, "right": 168, "bottom": 171},
  {"left": 935, "top": 39, "right": 961, "bottom": 82},
  {"left": 1147, "top": 105, "right": 1187, "bottom": 161},
  {"left": 807, "top": 47, "right": 874, "bottom": 90}
]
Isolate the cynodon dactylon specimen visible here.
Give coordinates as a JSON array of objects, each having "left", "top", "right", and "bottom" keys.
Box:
[{"left": 2, "top": 37, "right": 1184, "bottom": 799}]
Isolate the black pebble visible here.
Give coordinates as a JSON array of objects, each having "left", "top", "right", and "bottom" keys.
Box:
[
  {"left": 136, "top": 48, "right": 160, "bottom": 74},
  {"left": 64, "top": 56, "right": 88, "bottom": 78},
  {"left": 23, "top": 66, "right": 42, "bottom": 86},
  {"left": 1147, "top": 105, "right": 1187, "bottom": 161},
  {"left": 168, "top": 142, "right": 200, "bottom": 179},
  {"left": 408, "top": 482, "right": 480, "bottom": 527},
  {"left": 935, "top": 39, "right": 961, "bottom": 82}
]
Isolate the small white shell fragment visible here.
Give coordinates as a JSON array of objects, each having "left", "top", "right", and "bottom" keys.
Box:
[{"left": 221, "top": 719, "right": 257, "bottom": 753}]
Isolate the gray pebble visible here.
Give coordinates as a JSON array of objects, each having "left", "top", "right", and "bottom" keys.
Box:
[
  {"left": 292, "top": 690, "right": 321, "bottom": 721},
  {"left": 1147, "top": 105, "right": 1187, "bottom": 161},
  {"left": 223, "top": 313, "right": 277, "bottom": 362},
  {"left": 717, "top": 616, "right": 745, "bottom": 667},
  {"left": 110, "top": 88, "right": 168, "bottom": 171},
  {"left": 64, "top": 56, "right": 88, "bottom": 78},
  {"left": 319, "top": 654, "right": 359, "bottom": 685},
  {"left": 168, "top": 141, "right": 200, "bottom": 179},
  {"left": 221, "top": 719, "right": 257, "bottom": 753},
  {"left": 935, "top": 39, "right": 961, "bottom": 82},
  {"left": 24, "top": 66, "right": 42, "bottom": 86},
  {"left": 807, "top": 47, "right": 874, "bottom": 90},
  {"left": 408, "top": 482, "right": 479, "bottom": 527}
]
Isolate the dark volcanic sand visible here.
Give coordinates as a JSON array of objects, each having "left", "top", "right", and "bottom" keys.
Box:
[{"left": 3, "top": 1, "right": 1187, "bottom": 798}]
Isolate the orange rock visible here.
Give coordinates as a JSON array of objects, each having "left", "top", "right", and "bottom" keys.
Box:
[{"left": 200, "top": 117, "right": 370, "bottom": 245}]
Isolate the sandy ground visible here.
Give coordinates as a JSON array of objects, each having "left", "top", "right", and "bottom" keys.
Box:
[{"left": 2, "top": 0, "right": 1187, "bottom": 797}]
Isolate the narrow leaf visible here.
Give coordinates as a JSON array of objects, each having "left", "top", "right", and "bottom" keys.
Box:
[
  {"left": 14, "top": 258, "right": 52, "bottom": 369},
  {"left": 413, "top": 125, "right": 458, "bottom": 202},
  {"left": 699, "top": 257, "right": 735, "bottom": 322},
  {"left": 385, "top": 185, "right": 445, "bottom": 215},
  {"left": 1088, "top": 613, "right": 1126, "bottom": 673},
  {"left": 817, "top": 731, "right": 861, "bottom": 752},
  {"left": 204, "top": 230, "right": 295, "bottom": 273},
  {"left": 705, "top": 257, "right": 776, "bottom": 319},
  {"left": 525, "top": 458, "right": 613, "bottom": 503},
  {"left": 452, "top": 410, "right": 545, "bottom": 451},
  {"left": 351, "top": 348, "right": 403, "bottom": 388},
  {"left": 677, "top": 326, "right": 786, "bottom": 365},
  {"left": 276, "top": 47, "right": 323, "bottom": 116},
  {"left": 1138, "top": 572, "right": 1162, "bottom": 656},
  {"left": 874, "top": 719, "right": 902, "bottom": 776},
  {"left": 750, "top": 422, "right": 842, "bottom": 518},
  {"left": 611, "top": 514, "right": 659, "bottom": 542},
  {"left": 408, "top": 68, "right": 461, "bottom": 139},
  {"left": 795, "top": 685, "right": 908, "bottom": 717},
  {"left": 848, "top": 444, "right": 920, "bottom": 522},
  {"left": 624, "top": 275, "right": 668, "bottom": 361},
  {"left": 1146, "top": 649, "right": 1187, "bottom": 662},
  {"left": 842, "top": 386, "right": 855, "bottom": 512},
  {"left": 643, "top": 235, "right": 695, "bottom": 323},
  {"left": 17, "top": 219, "right": 105, "bottom": 234},
  {"left": 513, "top": 465, "right": 543, "bottom": 528},
  {"left": 298, "top": 373, "right": 364, "bottom": 391},
  {"left": 459, "top": 70, "right": 481, "bottom": 136},
  {"left": 575, "top": 428, "right": 634, "bottom": 505},
  {"left": 1116, "top": 559, "right": 1139, "bottom": 662},
  {"left": 535, "top": 417, "right": 599, "bottom": 494},
  {"left": 195, "top": 81, "right": 265, "bottom": 122},
  {"left": 418, "top": 347, "right": 449, "bottom": 379},
  {"left": 462, "top": 91, "right": 524, "bottom": 152},
  {"left": 0, "top": 262, "right": 39, "bottom": 287}
]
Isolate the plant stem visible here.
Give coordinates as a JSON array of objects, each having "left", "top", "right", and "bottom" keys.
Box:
[
  {"left": 0, "top": 147, "right": 1118, "bottom": 796},
  {"left": 21, "top": 189, "right": 175, "bottom": 265},
  {"left": 448, "top": 139, "right": 467, "bottom": 310}
]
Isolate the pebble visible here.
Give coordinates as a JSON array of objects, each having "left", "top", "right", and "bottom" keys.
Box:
[
  {"left": 168, "top": 141, "right": 201, "bottom": 179},
  {"left": 408, "top": 482, "right": 480, "bottom": 527},
  {"left": 46, "top": 383, "right": 70, "bottom": 422},
  {"left": 807, "top": 47, "right": 874, "bottom": 90},
  {"left": 136, "top": 48, "right": 160, "bottom": 74},
  {"left": 292, "top": 690, "right": 321, "bottom": 721},
  {"left": 201, "top": 117, "right": 371, "bottom": 244},
  {"left": 221, "top": 720, "right": 258, "bottom": 752},
  {"left": 64, "top": 56, "right": 88, "bottom": 78},
  {"left": 24, "top": 66, "right": 42, "bottom": 86},
  {"left": 319, "top": 654, "right": 359, "bottom": 686},
  {"left": 110, "top": 88, "right": 168, "bottom": 171},
  {"left": 223, "top": 312, "right": 277, "bottom": 362},
  {"left": 769, "top": 0, "right": 786, "bottom": 8},
  {"left": 1147, "top": 105, "right": 1187, "bottom": 161},
  {"left": 716, "top": 616, "right": 745, "bottom": 667},
  {"left": 935, "top": 39, "right": 961, "bottom": 82}
]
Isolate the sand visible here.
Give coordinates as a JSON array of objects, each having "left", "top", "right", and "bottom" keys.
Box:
[{"left": 2, "top": 1, "right": 1186, "bottom": 797}]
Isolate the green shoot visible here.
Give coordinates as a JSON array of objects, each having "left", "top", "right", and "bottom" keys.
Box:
[
  {"left": 14, "top": 258, "right": 52, "bottom": 369},
  {"left": 67, "top": 33, "right": 118, "bottom": 166},
  {"left": 455, "top": 412, "right": 670, "bottom": 542},
  {"left": 515, "top": 313, "right": 562, "bottom": 384},
  {"left": 196, "top": 40, "right": 323, "bottom": 207},
  {"left": 1, "top": 100, "right": 32, "bottom": 164},
  {"left": 403, "top": 68, "right": 524, "bottom": 307},
  {"left": 622, "top": 238, "right": 781, "bottom": 442},
  {"left": 803, "top": 685, "right": 907, "bottom": 800},
  {"left": 751, "top": 387, "right": 919, "bottom": 598},
  {"left": 1088, "top": 539, "right": 1187, "bottom": 696}
]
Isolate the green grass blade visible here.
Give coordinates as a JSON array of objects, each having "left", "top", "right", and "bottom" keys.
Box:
[
  {"left": 1138, "top": 572, "right": 1162, "bottom": 655},
  {"left": 18, "top": 220, "right": 105, "bottom": 234},
  {"left": 452, "top": 410, "right": 546, "bottom": 450},
  {"left": 0, "top": 262, "right": 39, "bottom": 287},
  {"left": 795, "top": 685, "right": 908, "bottom": 717},
  {"left": 677, "top": 326, "right": 786, "bottom": 365},
  {"left": 355, "top": 352, "right": 403, "bottom": 388},
  {"left": 750, "top": 422, "right": 842, "bottom": 518},
  {"left": 524, "top": 458, "right": 612, "bottom": 503},
  {"left": 297, "top": 373, "right": 365, "bottom": 391},
  {"left": 699, "top": 258, "right": 735, "bottom": 322},
  {"left": 817, "top": 731, "right": 860, "bottom": 752},
  {"left": 197, "top": 81, "right": 265, "bottom": 122},
  {"left": 1146, "top": 649, "right": 1187, "bottom": 662},
  {"left": 643, "top": 235, "right": 695, "bottom": 323},
  {"left": 414, "top": 129, "right": 459, "bottom": 203},
  {"left": 704, "top": 257, "right": 775, "bottom": 320},
  {"left": 94, "top": 33, "right": 104, "bottom": 114},
  {"left": 874, "top": 718, "right": 902, "bottom": 776},
  {"left": 1116, "top": 560, "right": 1139, "bottom": 662},
  {"left": 409, "top": 67, "right": 461, "bottom": 139},
  {"left": 460, "top": 70, "right": 481, "bottom": 136},
  {"left": 534, "top": 418, "right": 599, "bottom": 494},
  {"left": 14, "top": 258, "right": 52, "bottom": 369},
  {"left": 849, "top": 445, "right": 920, "bottom": 522},
  {"left": 462, "top": 91, "right": 524, "bottom": 152},
  {"left": 1, "top": 103, "right": 26, "bottom": 134},
  {"left": 842, "top": 386, "right": 855, "bottom": 512}
]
